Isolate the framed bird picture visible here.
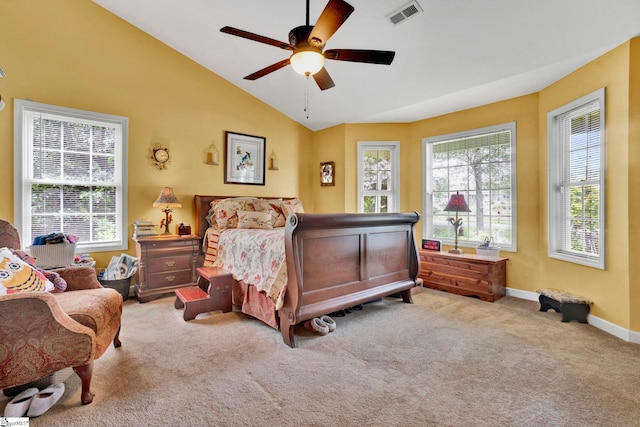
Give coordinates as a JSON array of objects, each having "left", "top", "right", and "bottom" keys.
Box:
[{"left": 224, "top": 131, "right": 266, "bottom": 185}]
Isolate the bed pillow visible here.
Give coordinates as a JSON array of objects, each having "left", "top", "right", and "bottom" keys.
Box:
[
  {"left": 237, "top": 210, "right": 273, "bottom": 229},
  {"left": 282, "top": 198, "right": 305, "bottom": 218},
  {"left": 254, "top": 199, "right": 286, "bottom": 228},
  {"left": 214, "top": 198, "right": 259, "bottom": 230},
  {"left": 0, "top": 247, "right": 54, "bottom": 295}
]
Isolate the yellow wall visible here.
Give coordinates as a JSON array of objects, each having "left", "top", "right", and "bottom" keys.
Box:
[
  {"left": 312, "top": 124, "right": 346, "bottom": 212},
  {"left": 629, "top": 38, "right": 640, "bottom": 331},
  {"left": 320, "top": 41, "right": 639, "bottom": 332},
  {"left": 409, "top": 95, "right": 541, "bottom": 294},
  {"left": 0, "top": 0, "right": 313, "bottom": 266},
  {"left": 538, "top": 42, "right": 631, "bottom": 327},
  {"left": 2, "top": 1, "right": 640, "bottom": 334}
]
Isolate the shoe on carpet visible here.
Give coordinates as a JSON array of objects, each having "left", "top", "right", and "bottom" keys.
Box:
[
  {"left": 27, "top": 382, "right": 65, "bottom": 417},
  {"left": 319, "top": 315, "right": 336, "bottom": 332},
  {"left": 304, "top": 317, "right": 330, "bottom": 335},
  {"left": 3, "top": 387, "right": 39, "bottom": 417}
]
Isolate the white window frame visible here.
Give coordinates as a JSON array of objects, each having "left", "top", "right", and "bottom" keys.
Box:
[
  {"left": 357, "top": 141, "right": 400, "bottom": 213},
  {"left": 547, "top": 88, "right": 605, "bottom": 269},
  {"left": 422, "top": 122, "right": 517, "bottom": 251},
  {"left": 14, "top": 99, "right": 129, "bottom": 252}
]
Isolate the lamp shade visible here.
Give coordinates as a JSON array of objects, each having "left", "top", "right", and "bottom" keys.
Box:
[
  {"left": 153, "top": 187, "right": 181, "bottom": 208},
  {"left": 443, "top": 191, "right": 470, "bottom": 213},
  {"left": 290, "top": 51, "right": 325, "bottom": 76}
]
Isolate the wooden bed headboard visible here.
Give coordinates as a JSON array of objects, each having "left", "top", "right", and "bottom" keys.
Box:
[{"left": 193, "top": 195, "right": 295, "bottom": 244}]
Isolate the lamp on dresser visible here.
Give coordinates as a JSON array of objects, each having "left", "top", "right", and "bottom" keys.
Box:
[
  {"left": 443, "top": 191, "right": 471, "bottom": 254},
  {"left": 153, "top": 187, "right": 181, "bottom": 235}
]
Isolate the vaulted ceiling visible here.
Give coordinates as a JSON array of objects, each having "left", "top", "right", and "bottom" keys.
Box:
[{"left": 92, "top": 0, "right": 640, "bottom": 131}]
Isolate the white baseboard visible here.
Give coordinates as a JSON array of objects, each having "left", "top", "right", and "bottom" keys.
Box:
[
  {"left": 506, "top": 287, "right": 640, "bottom": 345},
  {"left": 505, "top": 288, "right": 538, "bottom": 301}
]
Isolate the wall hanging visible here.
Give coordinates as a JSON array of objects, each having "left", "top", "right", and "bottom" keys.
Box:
[{"left": 224, "top": 131, "right": 266, "bottom": 185}]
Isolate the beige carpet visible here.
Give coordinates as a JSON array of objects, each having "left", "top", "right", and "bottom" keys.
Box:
[{"left": 4, "top": 288, "right": 640, "bottom": 426}]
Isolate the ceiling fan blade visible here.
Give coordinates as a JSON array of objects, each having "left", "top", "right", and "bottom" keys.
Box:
[
  {"left": 324, "top": 49, "right": 396, "bottom": 65},
  {"left": 308, "top": 0, "right": 355, "bottom": 47},
  {"left": 312, "top": 67, "right": 335, "bottom": 91},
  {"left": 244, "top": 58, "right": 291, "bottom": 80},
  {"left": 220, "top": 26, "right": 293, "bottom": 50}
]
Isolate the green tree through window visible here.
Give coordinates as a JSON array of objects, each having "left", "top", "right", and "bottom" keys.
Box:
[{"left": 424, "top": 123, "right": 516, "bottom": 251}]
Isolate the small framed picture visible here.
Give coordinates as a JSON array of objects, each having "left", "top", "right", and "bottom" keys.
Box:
[
  {"left": 224, "top": 131, "right": 266, "bottom": 185},
  {"left": 320, "top": 161, "right": 335, "bottom": 186}
]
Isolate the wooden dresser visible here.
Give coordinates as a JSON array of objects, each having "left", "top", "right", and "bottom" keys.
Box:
[
  {"left": 134, "top": 235, "right": 199, "bottom": 303},
  {"left": 418, "top": 250, "right": 508, "bottom": 302}
]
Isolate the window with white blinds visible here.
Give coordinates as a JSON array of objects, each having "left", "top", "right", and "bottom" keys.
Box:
[
  {"left": 14, "top": 100, "right": 128, "bottom": 252},
  {"left": 547, "top": 88, "right": 605, "bottom": 269},
  {"left": 423, "top": 122, "right": 517, "bottom": 251},
  {"left": 357, "top": 142, "right": 400, "bottom": 213}
]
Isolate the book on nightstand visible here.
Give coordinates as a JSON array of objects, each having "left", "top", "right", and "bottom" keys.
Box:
[{"left": 133, "top": 219, "right": 159, "bottom": 238}]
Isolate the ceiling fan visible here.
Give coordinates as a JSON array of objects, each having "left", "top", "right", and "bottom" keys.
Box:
[{"left": 220, "top": 0, "right": 395, "bottom": 90}]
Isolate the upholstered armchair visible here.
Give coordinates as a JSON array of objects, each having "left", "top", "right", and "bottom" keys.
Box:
[{"left": 0, "top": 219, "right": 123, "bottom": 405}]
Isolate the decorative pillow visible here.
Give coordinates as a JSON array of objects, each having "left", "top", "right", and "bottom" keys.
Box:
[
  {"left": 237, "top": 210, "right": 273, "bottom": 229},
  {"left": 254, "top": 199, "right": 286, "bottom": 228},
  {"left": 282, "top": 198, "right": 305, "bottom": 218},
  {"left": 0, "top": 247, "right": 54, "bottom": 295},
  {"left": 10, "top": 249, "right": 67, "bottom": 293},
  {"left": 203, "top": 228, "right": 221, "bottom": 266},
  {"left": 214, "top": 197, "right": 259, "bottom": 230},
  {"left": 41, "top": 270, "right": 67, "bottom": 293},
  {"left": 206, "top": 199, "right": 221, "bottom": 227}
]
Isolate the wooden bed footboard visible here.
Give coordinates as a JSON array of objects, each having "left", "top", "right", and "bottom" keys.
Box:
[{"left": 280, "top": 212, "right": 421, "bottom": 348}]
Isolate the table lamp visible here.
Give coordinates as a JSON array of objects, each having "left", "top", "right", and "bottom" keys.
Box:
[
  {"left": 153, "top": 187, "right": 181, "bottom": 235},
  {"left": 443, "top": 191, "right": 471, "bottom": 254}
]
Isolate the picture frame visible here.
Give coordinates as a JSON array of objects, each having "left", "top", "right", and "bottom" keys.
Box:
[
  {"left": 224, "top": 131, "right": 266, "bottom": 185},
  {"left": 320, "top": 161, "right": 335, "bottom": 186}
]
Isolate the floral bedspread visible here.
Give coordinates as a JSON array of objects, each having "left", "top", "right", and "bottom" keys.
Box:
[{"left": 206, "top": 228, "right": 288, "bottom": 310}]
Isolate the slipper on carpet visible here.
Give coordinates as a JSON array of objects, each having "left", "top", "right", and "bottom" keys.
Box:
[
  {"left": 304, "top": 318, "right": 329, "bottom": 335},
  {"left": 319, "top": 315, "right": 336, "bottom": 332},
  {"left": 3, "top": 387, "right": 39, "bottom": 417}
]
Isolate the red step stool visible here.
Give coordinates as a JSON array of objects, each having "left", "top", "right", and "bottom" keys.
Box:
[{"left": 174, "top": 267, "right": 233, "bottom": 321}]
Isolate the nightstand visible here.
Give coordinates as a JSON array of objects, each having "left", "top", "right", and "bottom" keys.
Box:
[{"left": 134, "top": 235, "right": 199, "bottom": 303}]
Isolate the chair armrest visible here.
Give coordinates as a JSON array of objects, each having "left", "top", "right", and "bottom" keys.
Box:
[
  {"left": 54, "top": 266, "right": 103, "bottom": 291},
  {"left": 0, "top": 292, "right": 96, "bottom": 389}
]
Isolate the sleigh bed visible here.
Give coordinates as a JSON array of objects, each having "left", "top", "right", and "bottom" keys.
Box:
[{"left": 194, "top": 195, "right": 420, "bottom": 347}]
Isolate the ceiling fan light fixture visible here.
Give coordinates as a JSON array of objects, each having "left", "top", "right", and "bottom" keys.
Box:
[{"left": 290, "top": 51, "right": 325, "bottom": 76}]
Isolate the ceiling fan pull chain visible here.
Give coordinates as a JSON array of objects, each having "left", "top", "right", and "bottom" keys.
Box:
[{"left": 304, "top": 76, "right": 310, "bottom": 119}]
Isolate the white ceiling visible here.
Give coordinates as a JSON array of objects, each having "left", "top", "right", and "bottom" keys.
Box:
[{"left": 92, "top": 0, "right": 640, "bottom": 131}]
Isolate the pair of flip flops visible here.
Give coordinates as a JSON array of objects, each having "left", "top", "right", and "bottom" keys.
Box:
[
  {"left": 304, "top": 315, "right": 336, "bottom": 336},
  {"left": 3, "top": 383, "right": 65, "bottom": 418}
]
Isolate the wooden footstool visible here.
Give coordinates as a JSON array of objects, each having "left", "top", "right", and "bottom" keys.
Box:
[
  {"left": 174, "top": 267, "right": 232, "bottom": 321},
  {"left": 537, "top": 288, "right": 592, "bottom": 323}
]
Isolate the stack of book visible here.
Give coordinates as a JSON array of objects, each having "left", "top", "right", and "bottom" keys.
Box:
[{"left": 133, "top": 219, "right": 158, "bottom": 238}]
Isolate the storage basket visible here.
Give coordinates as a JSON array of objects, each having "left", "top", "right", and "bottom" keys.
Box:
[
  {"left": 97, "top": 270, "right": 131, "bottom": 301},
  {"left": 29, "top": 243, "right": 77, "bottom": 269}
]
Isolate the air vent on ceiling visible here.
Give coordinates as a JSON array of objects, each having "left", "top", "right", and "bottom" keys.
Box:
[{"left": 386, "top": 1, "right": 423, "bottom": 26}]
